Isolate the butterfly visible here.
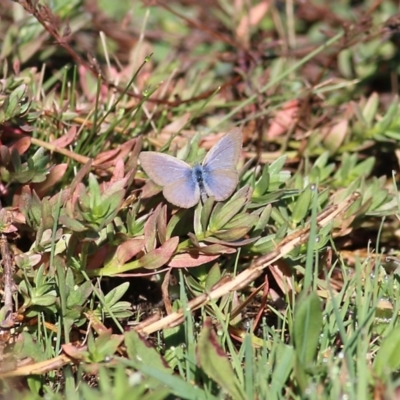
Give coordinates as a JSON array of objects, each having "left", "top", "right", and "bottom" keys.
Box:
[{"left": 139, "top": 128, "right": 242, "bottom": 208}]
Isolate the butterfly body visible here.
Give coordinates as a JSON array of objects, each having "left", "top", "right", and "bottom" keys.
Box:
[
  {"left": 139, "top": 128, "right": 242, "bottom": 208},
  {"left": 192, "top": 164, "right": 207, "bottom": 202}
]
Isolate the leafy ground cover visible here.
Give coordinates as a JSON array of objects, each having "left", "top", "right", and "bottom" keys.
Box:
[{"left": 1, "top": 0, "right": 400, "bottom": 398}]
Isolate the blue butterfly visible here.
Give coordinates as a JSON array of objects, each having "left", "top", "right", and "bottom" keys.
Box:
[{"left": 139, "top": 128, "right": 242, "bottom": 208}]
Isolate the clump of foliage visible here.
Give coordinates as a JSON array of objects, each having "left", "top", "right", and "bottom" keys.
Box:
[{"left": 1, "top": 1, "right": 400, "bottom": 399}]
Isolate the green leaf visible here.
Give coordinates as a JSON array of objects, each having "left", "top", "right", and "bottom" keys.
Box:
[
  {"left": 11, "top": 148, "right": 22, "bottom": 172},
  {"left": 104, "top": 282, "right": 130, "bottom": 307},
  {"left": 94, "top": 332, "right": 124, "bottom": 359},
  {"left": 59, "top": 215, "right": 86, "bottom": 232},
  {"left": 15, "top": 332, "right": 46, "bottom": 362},
  {"left": 252, "top": 205, "right": 271, "bottom": 234},
  {"left": 293, "top": 291, "right": 322, "bottom": 367},
  {"left": 253, "top": 163, "right": 270, "bottom": 197},
  {"left": 374, "top": 96, "right": 398, "bottom": 134},
  {"left": 193, "top": 201, "right": 203, "bottom": 236},
  {"left": 269, "top": 155, "right": 287, "bottom": 175},
  {"left": 125, "top": 330, "right": 172, "bottom": 389},
  {"left": 201, "top": 196, "right": 215, "bottom": 232},
  {"left": 205, "top": 263, "right": 221, "bottom": 291},
  {"left": 5, "top": 84, "right": 26, "bottom": 120},
  {"left": 270, "top": 344, "right": 295, "bottom": 396},
  {"left": 120, "top": 358, "right": 206, "bottom": 399},
  {"left": 362, "top": 92, "right": 379, "bottom": 127},
  {"left": 214, "top": 226, "right": 252, "bottom": 241},
  {"left": 88, "top": 173, "right": 101, "bottom": 209},
  {"left": 352, "top": 156, "right": 374, "bottom": 178},
  {"left": 209, "top": 196, "right": 246, "bottom": 231},
  {"left": 250, "top": 234, "right": 277, "bottom": 254},
  {"left": 224, "top": 213, "right": 258, "bottom": 230},
  {"left": 31, "top": 294, "right": 57, "bottom": 307},
  {"left": 374, "top": 326, "right": 400, "bottom": 378},
  {"left": 291, "top": 185, "right": 313, "bottom": 225},
  {"left": 197, "top": 318, "right": 246, "bottom": 400}
]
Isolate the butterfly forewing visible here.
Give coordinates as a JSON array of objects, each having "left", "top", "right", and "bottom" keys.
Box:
[
  {"left": 202, "top": 128, "right": 242, "bottom": 172},
  {"left": 139, "top": 152, "right": 192, "bottom": 186}
]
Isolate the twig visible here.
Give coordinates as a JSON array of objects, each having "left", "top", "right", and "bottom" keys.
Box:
[
  {"left": 0, "top": 233, "right": 15, "bottom": 328},
  {"left": 134, "top": 192, "right": 360, "bottom": 335}
]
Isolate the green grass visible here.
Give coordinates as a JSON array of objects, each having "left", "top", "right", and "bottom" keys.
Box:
[{"left": 1, "top": 0, "right": 400, "bottom": 399}]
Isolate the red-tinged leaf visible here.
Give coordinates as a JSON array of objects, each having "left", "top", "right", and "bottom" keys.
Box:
[
  {"left": 70, "top": 161, "right": 92, "bottom": 192},
  {"left": 10, "top": 136, "right": 31, "bottom": 155},
  {"left": 48, "top": 188, "right": 71, "bottom": 207},
  {"left": 162, "top": 113, "right": 191, "bottom": 137},
  {"left": 140, "top": 180, "right": 162, "bottom": 199},
  {"left": 168, "top": 251, "right": 220, "bottom": 268},
  {"left": 101, "top": 179, "right": 127, "bottom": 199},
  {"left": 0, "top": 208, "right": 19, "bottom": 233},
  {"left": 33, "top": 164, "right": 68, "bottom": 197},
  {"left": 204, "top": 236, "right": 259, "bottom": 247},
  {"left": 78, "top": 64, "right": 101, "bottom": 100},
  {"left": 139, "top": 236, "right": 179, "bottom": 269},
  {"left": 51, "top": 126, "right": 77, "bottom": 148},
  {"left": 1, "top": 224, "right": 17, "bottom": 233},
  {"left": 10, "top": 209, "right": 25, "bottom": 224},
  {"left": 62, "top": 343, "right": 87, "bottom": 361},
  {"left": 236, "top": 1, "right": 270, "bottom": 45},
  {"left": 94, "top": 147, "right": 120, "bottom": 165},
  {"left": 116, "top": 239, "right": 145, "bottom": 264},
  {"left": 0, "top": 146, "right": 10, "bottom": 164},
  {"left": 15, "top": 253, "right": 42, "bottom": 268},
  {"left": 86, "top": 311, "right": 110, "bottom": 334},
  {"left": 194, "top": 244, "right": 236, "bottom": 255},
  {"left": 266, "top": 100, "right": 299, "bottom": 139},
  {"left": 93, "top": 138, "right": 136, "bottom": 168},
  {"left": 125, "top": 138, "right": 141, "bottom": 182},
  {"left": 322, "top": 119, "right": 348, "bottom": 154},
  {"left": 197, "top": 318, "right": 246, "bottom": 400},
  {"left": 114, "top": 138, "right": 137, "bottom": 159},
  {"left": 87, "top": 245, "right": 112, "bottom": 270},
  {"left": 144, "top": 204, "right": 162, "bottom": 251},
  {"left": 18, "top": 35, "right": 47, "bottom": 64},
  {"left": 157, "top": 205, "right": 168, "bottom": 244},
  {"left": 188, "top": 232, "right": 200, "bottom": 246},
  {"left": 69, "top": 182, "right": 86, "bottom": 214},
  {"left": 110, "top": 159, "right": 125, "bottom": 181},
  {"left": 14, "top": 185, "right": 31, "bottom": 210}
]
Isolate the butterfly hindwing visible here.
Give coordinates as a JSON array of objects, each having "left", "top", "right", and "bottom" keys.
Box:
[
  {"left": 163, "top": 174, "right": 201, "bottom": 208},
  {"left": 203, "top": 169, "right": 238, "bottom": 201}
]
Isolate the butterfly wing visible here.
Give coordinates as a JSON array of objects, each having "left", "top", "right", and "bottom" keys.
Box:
[
  {"left": 139, "top": 152, "right": 192, "bottom": 186},
  {"left": 202, "top": 128, "right": 242, "bottom": 172},
  {"left": 201, "top": 128, "right": 242, "bottom": 201},
  {"left": 163, "top": 176, "right": 200, "bottom": 208},
  {"left": 203, "top": 170, "right": 238, "bottom": 201},
  {"left": 139, "top": 152, "right": 200, "bottom": 208}
]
